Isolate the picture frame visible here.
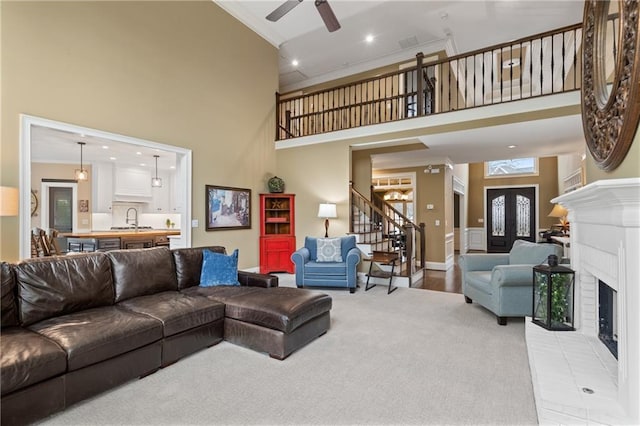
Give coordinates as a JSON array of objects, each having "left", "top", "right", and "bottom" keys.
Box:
[{"left": 205, "top": 185, "right": 251, "bottom": 231}]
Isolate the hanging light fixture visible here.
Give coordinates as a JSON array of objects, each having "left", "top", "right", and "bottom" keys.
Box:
[
  {"left": 74, "top": 142, "right": 89, "bottom": 181},
  {"left": 151, "top": 154, "right": 162, "bottom": 187}
]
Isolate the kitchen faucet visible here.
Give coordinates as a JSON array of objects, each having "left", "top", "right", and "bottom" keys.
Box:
[{"left": 125, "top": 207, "right": 138, "bottom": 231}]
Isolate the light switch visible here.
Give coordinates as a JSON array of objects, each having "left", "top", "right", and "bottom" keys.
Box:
[
  {"left": 426, "top": 204, "right": 434, "bottom": 210},
  {"left": 435, "top": 220, "right": 440, "bottom": 226},
  {"left": 478, "top": 218, "right": 484, "bottom": 223},
  {"left": 191, "top": 219, "right": 199, "bottom": 228}
]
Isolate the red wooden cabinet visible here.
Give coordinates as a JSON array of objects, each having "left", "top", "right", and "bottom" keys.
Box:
[{"left": 259, "top": 193, "right": 295, "bottom": 274}]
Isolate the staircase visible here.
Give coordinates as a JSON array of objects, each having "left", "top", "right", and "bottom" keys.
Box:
[{"left": 350, "top": 184, "right": 425, "bottom": 290}]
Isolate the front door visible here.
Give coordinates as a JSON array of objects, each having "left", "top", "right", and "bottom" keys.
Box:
[{"left": 486, "top": 187, "right": 535, "bottom": 252}]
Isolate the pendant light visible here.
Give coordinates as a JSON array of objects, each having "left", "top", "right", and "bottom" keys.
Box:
[
  {"left": 74, "top": 142, "right": 89, "bottom": 181},
  {"left": 151, "top": 155, "right": 162, "bottom": 187}
]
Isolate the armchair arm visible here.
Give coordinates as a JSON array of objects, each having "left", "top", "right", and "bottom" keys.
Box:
[
  {"left": 491, "top": 264, "right": 536, "bottom": 287},
  {"left": 237, "top": 270, "right": 279, "bottom": 288},
  {"left": 345, "top": 247, "right": 361, "bottom": 289},
  {"left": 290, "top": 247, "right": 310, "bottom": 287},
  {"left": 459, "top": 253, "right": 509, "bottom": 272}
]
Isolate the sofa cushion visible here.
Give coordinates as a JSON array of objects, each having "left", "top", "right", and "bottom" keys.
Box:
[
  {"left": 28, "top": 306, "right": 163, "bottom": 371},
  {"left": 15, "top": 253, "right": 114, "bottom": 326},
  {"left": 200, "top": 249, "right": 239, "bottom": 287},
  {"left": 0, "top": 327, "right": 67, "bottom": 395},
  {"left": 223, "top": 287, "right": 332, "bottom": 334},
  {"left": 108, "top": 247, "right": 178, "bottom": 303},
  {"left": 316, "top": 238, "right": 343, "bottom": 262},
  {"left": 1, "top": 262, "right": 19, "bottom": 328},
  {"left": 181, "top": 285, "right": 264, "bottom": 302},
  {"left": 509, "top": 240, "right": 560, "bottom": 265},
  {"left": 118, "top": 291, "right": 225, "bottom": 337},
  {"left": 304, "top": 261, "right": 347, "bottom": 277},
  {"left": 172, "top": 246, "right": 226, "bottom": 290}
]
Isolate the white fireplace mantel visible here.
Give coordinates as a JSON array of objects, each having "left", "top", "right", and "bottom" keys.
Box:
[{"left": 553, "top": 177, "right": 640, "bottom": 228}]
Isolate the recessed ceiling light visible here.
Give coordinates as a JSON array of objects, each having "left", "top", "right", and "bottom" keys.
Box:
[
  {"left": 136, "top": 151, "right": 142, "bottom": 155},
  {"left": 102, "top": 145, "right": 109, "bottom": 150},
  {"left": 109, "top": 157, "right": 117, "bottom": 161},
  {"left": 140, "top": 163, "right": 146, "bottom": 167},
  {"left": 508, "top": 145, "right": 517, "bottom": 149},
  {"left": 291, "top": 59, "right": 299, "bottom": 67},
  {"left": 365, "top": 34, "right": 374, "bottom": 43}
]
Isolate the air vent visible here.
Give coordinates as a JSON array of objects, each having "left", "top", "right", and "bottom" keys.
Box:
[{"left": 398, "top": 36, "right": 419, "bottom": 49}]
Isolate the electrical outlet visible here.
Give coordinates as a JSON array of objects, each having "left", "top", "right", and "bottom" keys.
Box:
[
  {"left": 435, "top": 220, "right": 440, "bottom": 226},
  {"left": 478, "top": 218, "right": 484, "bottom": 223}
]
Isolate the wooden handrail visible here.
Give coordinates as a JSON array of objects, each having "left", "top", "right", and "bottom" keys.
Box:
[
  {"left": 350, "top": 183, "right": 426, "bottom": 278},
  {"left": 276, "top": 22, "right": 584, "bottom": 140}
]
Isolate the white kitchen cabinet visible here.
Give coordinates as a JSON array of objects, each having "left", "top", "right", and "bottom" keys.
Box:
[
  {"left": 113, "top": 167, "right": 152, "bottom": 201},
  {"left": 170, "top": 166, "right": 183, "bottom": 213},
  {"left": 91, "top": 162, "right": 113, "bottom": 213}
]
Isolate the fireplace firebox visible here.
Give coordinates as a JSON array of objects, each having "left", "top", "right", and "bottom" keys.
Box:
[{"left": 598, "top": 280, "right": 618, "bottom": 360}]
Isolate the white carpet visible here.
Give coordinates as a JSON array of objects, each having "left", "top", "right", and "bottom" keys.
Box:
[{"left": 39, "top": 275, "right": 537, "bottom": 425}]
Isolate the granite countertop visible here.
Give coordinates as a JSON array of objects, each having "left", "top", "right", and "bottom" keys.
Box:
[{"left": 62, "top": 230, "right": 181, "bottom": 238}]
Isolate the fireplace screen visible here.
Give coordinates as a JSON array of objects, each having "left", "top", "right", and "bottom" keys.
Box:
[{"left": 598, "top": 280, "right": 618, "bottom": 359}]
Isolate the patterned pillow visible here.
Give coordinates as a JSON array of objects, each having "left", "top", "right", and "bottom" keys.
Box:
[
  {"left": 316, "top": 238, "right": 343, "bottom": 262},
  {"left": 200, "top": 249, "right": 240, "bottom": 286}
]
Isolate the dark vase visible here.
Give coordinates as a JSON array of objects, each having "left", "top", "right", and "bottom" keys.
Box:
[{"left": 268, "top": 176, "right": 284, "bottom": 193}]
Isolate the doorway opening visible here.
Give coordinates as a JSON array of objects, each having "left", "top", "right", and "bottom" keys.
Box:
[{"left": 19, "top": 114, "right": 193, "bottom": 259}]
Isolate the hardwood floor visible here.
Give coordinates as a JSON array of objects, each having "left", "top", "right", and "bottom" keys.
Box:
[{"left": 412, "top": 253, "right": 463, "bottom": 294}]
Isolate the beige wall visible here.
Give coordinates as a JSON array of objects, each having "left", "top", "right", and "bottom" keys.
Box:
[
  {"left": 275, "top": 142, "right": 352, "bottom": 248},
  {"left": 0, "top": 1, "right": 278, "bottom": 264},
  {"left": 468, "top": 157, "right": 560, "bottom": 231}
]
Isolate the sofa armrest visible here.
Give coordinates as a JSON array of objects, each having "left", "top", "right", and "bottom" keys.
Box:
[
  {"left": 491, "top": 264, "right": 536, "bottom": 287},
  {"left": 459, "top": 253, "right": 509, "bottom": 272},
  {"left": 237, "top": 271, "right": 279, "bottom": 288}
]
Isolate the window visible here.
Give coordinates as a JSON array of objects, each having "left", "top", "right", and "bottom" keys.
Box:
[{"left": 485, "top": 157, "right": 538, "bottom": 178}]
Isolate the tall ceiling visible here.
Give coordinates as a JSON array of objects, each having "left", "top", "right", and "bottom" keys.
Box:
[{"left": 216, "top": 0, "right": 585, "bottom": 92}]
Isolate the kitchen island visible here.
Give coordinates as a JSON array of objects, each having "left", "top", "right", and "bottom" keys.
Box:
[{"left": 62, "top": 230, "right": 181, "bottom": 252}]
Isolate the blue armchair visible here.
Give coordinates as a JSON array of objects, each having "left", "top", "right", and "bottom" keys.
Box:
[
  {"left": 291, "top": 236, "right": 361, "bottom": 293},
  {"left": 459, "top": 239, "right": 563, "bottom": 325}
]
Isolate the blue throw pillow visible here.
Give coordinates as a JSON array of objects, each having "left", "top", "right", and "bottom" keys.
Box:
[{"left": 200, "top": 249, "right": 240, "bottom": 287}]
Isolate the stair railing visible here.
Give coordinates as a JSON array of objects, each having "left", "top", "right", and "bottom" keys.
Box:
[
  {"left": 372, "top": 191, "right": 426, "bottom": 272},
  {"left": 275, "top": 22, "right": 583, "bottom": 140},
  {"left": 350, "top": 184, "right": 425, "bottom": 280}
]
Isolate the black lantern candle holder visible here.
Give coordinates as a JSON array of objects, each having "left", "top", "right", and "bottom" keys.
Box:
[{"left": 532, "top": 255, "right": 575, "bottom": 331}]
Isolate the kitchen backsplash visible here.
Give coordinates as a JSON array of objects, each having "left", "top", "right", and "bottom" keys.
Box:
[{"left": 92, "top": 203, "right": 180, "bottom": 230}]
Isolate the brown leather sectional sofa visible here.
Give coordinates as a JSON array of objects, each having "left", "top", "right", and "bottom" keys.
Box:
[{"left": 0, "top": 246, "right": 332, "bottom": 425}]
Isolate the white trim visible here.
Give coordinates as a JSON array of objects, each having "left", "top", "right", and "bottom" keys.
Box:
[{"left": 20, "top": 114, "right": 193, "bottom": 259}]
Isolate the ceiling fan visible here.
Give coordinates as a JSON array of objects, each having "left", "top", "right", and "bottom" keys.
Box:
[{"left": 266, "top": 0, "right": 341, "bottom": 32}]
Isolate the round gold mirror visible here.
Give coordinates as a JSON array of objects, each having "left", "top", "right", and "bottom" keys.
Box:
[{"left": 581, "top": 0, "right": 640, "bottom": 171}]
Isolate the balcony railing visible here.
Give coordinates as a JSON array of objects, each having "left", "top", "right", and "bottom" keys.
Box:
[{"left": 276, "top": 22, "right": 584, "bottom": 141}]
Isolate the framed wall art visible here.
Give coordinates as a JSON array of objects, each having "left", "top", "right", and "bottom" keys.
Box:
[{"left": 205, "top": 185, "right": 251, "bottom": 231}]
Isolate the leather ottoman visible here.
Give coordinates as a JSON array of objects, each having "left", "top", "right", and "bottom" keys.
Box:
[{"left": 222, "top": 287, "right": 332, "bottom": 360}]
